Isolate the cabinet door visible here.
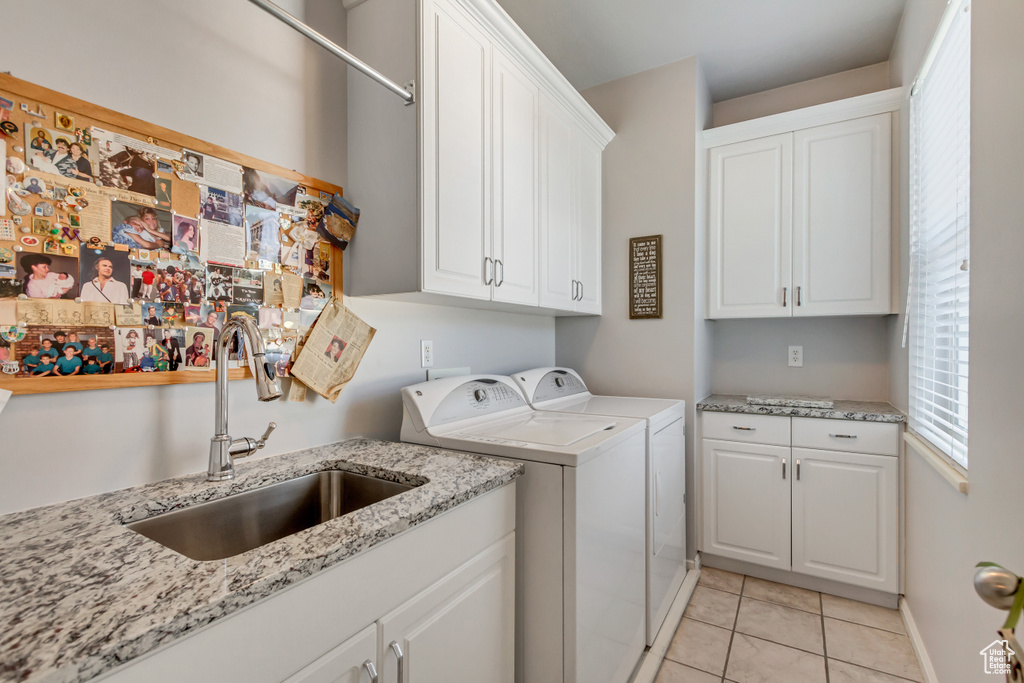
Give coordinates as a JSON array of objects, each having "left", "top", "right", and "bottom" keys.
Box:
[
  {"left": 792, "top": 113, "right": 891, "bottom": 316},
  {"left": 283, "top": 624, "right": 377, "bottom": 683},
  {"left": 420, "top": 0, "right": 492, "bottom": 299},
  {"left": 701, "top": 439, "right": 791, "bottom": 569},
  {"left": 791, "top": 448, "right": 898, "bottom": 593},
  {"left": 707, "top": 134, "right": 793, "bottom": 318},
  {"left": 379, "top": 535, "right": 514, "bottom": 683},
  {"left": 573, "top": 132, "right": 602, "bottom": 314},
  {"left": 491, "top": 49, "right": 539, "bottom": 306},
  {"left": 538, "top": 94, "right": 576, "bottom": 310}
]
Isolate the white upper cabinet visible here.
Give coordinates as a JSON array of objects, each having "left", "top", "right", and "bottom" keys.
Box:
[
  {"left": 347, "top": 0, "right": 614, "bottom": 315},
  {"left": 574, "top": 132, "right": 603, "bottom": 314},
  {"left": 421, "top": 0, "right": 492, "bottom": 300},
  {"left": 703, "top": 89, "right": 900, "bottom": 319},
  {"left": 539, "top": 93, "right": 576, "bottom": 311},
  {"left": 708, "top": 133, "right": 793, "bottom": 318},
  {"left": 538, "top": 94, "right": 603, "bottom": 314},
  {"left": 492, "top": 48, "right": 540, "bottom": 306},
  {"left": 792, "top": 114, "right": 891, "bottom": 316}
]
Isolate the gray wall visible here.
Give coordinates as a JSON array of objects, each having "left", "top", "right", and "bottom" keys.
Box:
[
  {"left": 889, "top": 1, "right": 1024, "bottom": 681},
  {"left": 0, "top": 0, "right": 555, "bottom": 514},
  {"left": 712, "top": 318, "right": 890, "bottom": 401},
  {"left": 713, "top": 62, "right": 891, "bottom": 127},
  {"left": 557, "top": 57, "right": 703, "bottom": 557}
]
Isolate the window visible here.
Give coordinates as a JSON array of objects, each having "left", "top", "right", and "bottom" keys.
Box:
[{"left": 907, "top": 0, "right": 970, "bottom": 468}]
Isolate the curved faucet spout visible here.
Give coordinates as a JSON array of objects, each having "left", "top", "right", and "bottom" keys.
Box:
[{"left": 208, "top": 315, "right": 282, "bottom": 482}]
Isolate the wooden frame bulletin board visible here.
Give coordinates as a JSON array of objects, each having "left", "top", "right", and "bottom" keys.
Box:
[{"left": 0, "top": 74, "right": 344, "bottom": 395}]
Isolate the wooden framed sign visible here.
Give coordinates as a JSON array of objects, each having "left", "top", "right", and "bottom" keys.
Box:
[{"left": 629, "top": 235, "right": 662, "bottom": 319}]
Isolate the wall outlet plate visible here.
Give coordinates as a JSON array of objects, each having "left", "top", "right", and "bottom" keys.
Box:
[
  {"left": 420, "top": 340, "right": 433, "bottom": 368},
  {"left": 789, "top": 345, "right": 803, "bottom": 368}
]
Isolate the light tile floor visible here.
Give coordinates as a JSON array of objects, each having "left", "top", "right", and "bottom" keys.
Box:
[{"left": 657, "top": 568, "right": 924, "bottom": 683}]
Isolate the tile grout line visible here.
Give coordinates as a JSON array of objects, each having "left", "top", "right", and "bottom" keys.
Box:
[
  {"left": 740, "top": 591, "right": 821, "bottom": 615},
  {"left": 821, "top": 591, "right": 830, "bottom": 683},
  {"left": 720, "top": 574, "right": 745, "bottom": 683},
  {"left": 826, "top": 654, "right": 924, "bottom": 683}
]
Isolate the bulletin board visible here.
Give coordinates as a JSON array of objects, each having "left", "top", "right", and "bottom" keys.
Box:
[{"left": 0, "top": 73, "right": 351, "bottom": 395}]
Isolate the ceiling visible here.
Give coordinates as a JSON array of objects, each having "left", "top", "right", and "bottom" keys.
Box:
[{"left": 493, "top": 0, "right": 908, "bottom": 101}]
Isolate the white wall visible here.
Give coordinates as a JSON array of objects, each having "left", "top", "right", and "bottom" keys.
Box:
[
  {"left": 706, "top": 65, "right": 894, "bottom": 402},
  {"left": 889, "top": 1, "right": 1024, "bottom": 681},
  {"left": 0, "top": 0, "right": 555, "bottom": 514},
  {"left": 557, "top": 57, "right": 702, "bottom": 556}
]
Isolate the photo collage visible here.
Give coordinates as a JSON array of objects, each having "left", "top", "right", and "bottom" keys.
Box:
[{"left": 2, "top": 109, "right": 349, "bottom": 381}]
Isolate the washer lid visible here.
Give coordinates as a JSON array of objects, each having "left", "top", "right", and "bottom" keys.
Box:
[
  {"left": 458, "top": 412, "right": 617, "bottom": 447},
  {"left": 546, "top": 395, "right": 685, "bottom": 423}
]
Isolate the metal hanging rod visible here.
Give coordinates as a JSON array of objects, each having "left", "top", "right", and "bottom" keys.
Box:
[{"left": 248, "top": 0, "right": 415, "bottom": 105}]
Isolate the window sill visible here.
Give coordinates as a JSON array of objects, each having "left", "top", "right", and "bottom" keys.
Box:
[{"left": 904, "top": 431, "right": 968, "bottom": 494}]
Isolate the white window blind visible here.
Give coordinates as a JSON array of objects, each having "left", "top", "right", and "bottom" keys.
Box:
[{"left": 908, "top": 0, "right": 970, "bottom": 468}]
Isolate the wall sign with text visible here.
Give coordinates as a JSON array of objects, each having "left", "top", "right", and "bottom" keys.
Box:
[{"left": 629, "top": 234, "right": 662, "bottom": 319}]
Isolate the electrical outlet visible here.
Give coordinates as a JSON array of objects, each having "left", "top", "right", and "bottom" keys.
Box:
[
  {"left": 789, "top": 346, "right": 803, "bottom": 368},
  {"left": 420, "top": 340, "right": 434, "bottom": 368}
]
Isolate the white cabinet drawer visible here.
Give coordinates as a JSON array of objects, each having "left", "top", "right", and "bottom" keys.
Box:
[
  {"left": 702, "top": 412, "right": 791, "bottom": 446},
  {"left": 792, "top": 417, "right": 898, "bottom": 456}
]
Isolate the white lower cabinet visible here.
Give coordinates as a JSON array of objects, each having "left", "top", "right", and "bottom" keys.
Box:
[
  {"left": 288, "top": 535, "right": 515, "bottom": 683},
  {"left": 700, "top": 414, "right": 900, "bottom": 594},
  {"left": 284, "top": 624, "right": 378, "bottom": 683},
  {"left": 791, "top": 448, "right": 898, "bottom": 592},
  {"left": 98, "top": 485, "right": 516, "bottom": 683},
  {"left": 378, "top": 535, "right": 514, "bottom": 683},
  {"left": 701, "top": 439, "right": 791, "bottom": 570}
]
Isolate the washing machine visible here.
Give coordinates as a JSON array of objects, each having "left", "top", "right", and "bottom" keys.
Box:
[
  {"left": 401, "top": 374, "right": 647, "bottom": 683},
  {"left": 511, "top": 367, "right": 687, "bottom": 646}
]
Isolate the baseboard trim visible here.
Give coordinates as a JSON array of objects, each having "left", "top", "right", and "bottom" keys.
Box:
[
  {"left": 631, "top": 568, "right": 700, "bottom": 683},
  {"left": 900, "top": 597, "right": 940, "bottom": 683}
]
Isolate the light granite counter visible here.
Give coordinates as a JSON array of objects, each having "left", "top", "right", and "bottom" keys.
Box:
[
  {"left": 697, "top": 394, "right": 905, "bottom": 423},
  {"left": 0, "top": 438, "right": 523, "bottom": 683}
]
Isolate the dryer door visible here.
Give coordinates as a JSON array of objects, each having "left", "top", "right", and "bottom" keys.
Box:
[{"left": 649, "top": 417, "right": 687, "bottom": 644}]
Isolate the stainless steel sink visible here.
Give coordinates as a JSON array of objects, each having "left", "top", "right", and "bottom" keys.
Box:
[{"left": 127, "top": 470, "right": 417, "bottom": 561}]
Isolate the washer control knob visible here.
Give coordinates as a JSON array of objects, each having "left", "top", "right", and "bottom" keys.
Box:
[
  {"left": 474, "top": 389, "right": 487, "bottom": 403},
  {"left": 555, "top": 377, "right": 565, "bottom": 388}
]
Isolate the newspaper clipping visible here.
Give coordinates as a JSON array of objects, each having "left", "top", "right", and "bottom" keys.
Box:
[{"left": 290, "top": 298, "right": 374, "bottom": 402}]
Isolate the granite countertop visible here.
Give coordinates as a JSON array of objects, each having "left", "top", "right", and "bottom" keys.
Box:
[
  {"left": 697, "top": 394, "right": 906, "bottom": 423},
  {"left": 0, "top": 438, "right": 523, "bottom": 683}
]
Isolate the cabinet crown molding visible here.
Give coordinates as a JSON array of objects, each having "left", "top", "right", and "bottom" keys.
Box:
[
  {"left": 702, "top": 87, "right": 902, "bottom": 148},
  {"left": 449, "top": 0, "right": 615, "bottom": 148}
]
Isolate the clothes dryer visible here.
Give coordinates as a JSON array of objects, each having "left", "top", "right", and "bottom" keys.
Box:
[
  {"left": 511, "top": 367, "right": 687, "bottom": 646},
  {"left": 401, "top": 375, "right": 647, "bottom": 683}
]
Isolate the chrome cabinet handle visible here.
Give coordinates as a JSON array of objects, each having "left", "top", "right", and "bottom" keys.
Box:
[
  {"left": 782, "top": 286, "right": 787, "bottom": 307},
  {"left": 578, "top": 280, "right": 584, "bottom": 301},
  {"left": 782, "top": 458, "right": 787, "bottom": 479},
  {"left": 484, "top": 257, "right": 494, "bottom": 285},
  {"left": 732, "top": 426, "right": 756, "bottom": 431},
  {"left": 495, "top": 259, "right": 504, "bottom": 287},
  {"left": 829, "top": 433, "right": 857, "bottom": 439},
  {"left": 796, "top": 459, "right": 801, "bottom": 481},
  {"left": 389, "top": 641, "right": 405, "bottom": 683},
  {"left": 571, "top": 279, "right": 579, "bottom": 300},
  {"left": 362, "top": 659, "right": 378, "bottom": 683},
  {"left": 796, "top": 285, "right": 802, "bottom": 306}
]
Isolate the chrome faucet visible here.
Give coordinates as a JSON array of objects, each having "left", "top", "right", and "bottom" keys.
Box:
[{"left": 208, "top": 315, "right": 283, "bottom": 481}]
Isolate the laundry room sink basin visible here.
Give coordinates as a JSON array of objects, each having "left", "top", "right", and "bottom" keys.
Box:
[{"left": 127, "top": 470, "right": 417, "bottom": 561}]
